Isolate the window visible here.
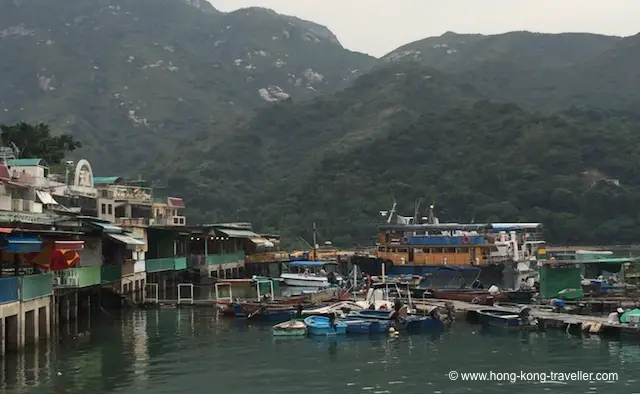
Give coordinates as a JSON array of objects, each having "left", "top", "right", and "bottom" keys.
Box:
[
  {"left": 108, "top": 204, "right": 113, "bottom": 214},
  {"left": 101, "top": 203, "right": 106, "bottom": 214}
]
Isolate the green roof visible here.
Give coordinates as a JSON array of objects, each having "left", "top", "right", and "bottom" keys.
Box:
[
  {"left": 6, "top": 158, "right": 46, "bottom": 167},
  {"left": 93, "top": 176, "right": 121, "bottom": 184}
]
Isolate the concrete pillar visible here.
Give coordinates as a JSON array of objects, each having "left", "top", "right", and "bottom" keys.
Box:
[
  {"left": 39, "top": 306, "right": 50, "bottom": 341},
  {"left": 24, "top": 309, "right": 37, "bottom": 344},
  {"left": 64, "top": 295, "right": 70, "bottom": 322},
  {"left": 0, "top": 317, "right": 5, "bottom": 357},
  {"left": 73, "top": 292, "right": 78, "bottom": 321},
  {"left": 5, "top": 314, "right": 20, "bottom": 351}
]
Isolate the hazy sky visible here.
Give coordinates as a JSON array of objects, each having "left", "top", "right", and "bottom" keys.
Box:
[{"left": 209, "top": 0, "right": 640, "bottom": 57}]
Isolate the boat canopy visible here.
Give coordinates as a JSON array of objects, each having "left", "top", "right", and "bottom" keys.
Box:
[
  {"left": 377, "top": 223, "right": 489, "bottom": 232},
  {"left": 488, "top": 223, "right": 543, "bottom": 231},
  {"left": 289, "top": 261, "right": 338, "bottom": 267}
]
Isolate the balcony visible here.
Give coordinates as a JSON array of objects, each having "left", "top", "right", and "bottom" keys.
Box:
[
  {"left": 101, "top": 186, "right": 152, "bottom": 204},
  {"left": 173, "top": 257, "right": 187, "bottom": 270},
  {"left": 20, "top": 273, "right": 53, "bottom": 300},
  {"left": 101, "top": 266, "right": 123, "bottom": 283},
  {"left": 54, "top": 266, "right": 102, "bottom": 288},
  {"left": 0, "top": 194, "right": 12, "bottom": 211},
  {"left": 134, "top": 260, "right": 146, "bottom": 273},
  {"left": 152, "top": 216, "right": 186, "bottom": 226},
  {"left": 10, "top": 199, "right": 43, "bottom": 213},
  {"left": 189, "top": 251, "right": 245, "bottom": 266},
  {"left": 146, "top": 258, "right": 175, "bottom": 273},
  {"left": 246, "top": 251, "right": 290, "bottom": 264},
  {"left": 122, "top": 261, "right": 135, "bottom": 277},
  {"left": 116, "top": 217, "right": 150, "bottom": 227},
  {"left": 146, "top": 257, "right": 187, "bottom": 272},
  {"left": 0, "top": 276, "right": 19, "bottom": 304}
]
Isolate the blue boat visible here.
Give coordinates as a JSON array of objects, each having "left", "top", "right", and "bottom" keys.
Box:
[
  {"left": 233, "top": 304, "right": 295, "bottom": 323},
  {"left": 304, "top": 316, "right": 347, "bottom": 336},
  {"left": 403, "top": 315, "right": 444, "bottom": 332},
  {"left": 477, "top": 308, "right": 529, "bottom": 328},
  {"left": 343, "top": 318, "right": 390, "bottom": 334},
  {"left": 347, "top": 309, "right": 395, "bottom": 320}
]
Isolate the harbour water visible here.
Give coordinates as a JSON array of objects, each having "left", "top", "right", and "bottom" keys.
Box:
[{"left": 1, "top": 309, "right": 637, "bottom": 394}]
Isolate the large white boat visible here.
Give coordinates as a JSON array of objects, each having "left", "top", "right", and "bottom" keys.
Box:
[{"left": 280, "top": 261, "right": 343, "bottom": 288}]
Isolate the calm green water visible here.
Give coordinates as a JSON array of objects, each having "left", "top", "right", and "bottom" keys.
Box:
[{"left": 2, "top": 309, "right": 638, "bottom": 394}]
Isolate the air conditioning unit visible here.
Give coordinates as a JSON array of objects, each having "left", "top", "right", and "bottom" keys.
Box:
[{"left": 12, "top": 198, "right": 24, "bottom": 211}]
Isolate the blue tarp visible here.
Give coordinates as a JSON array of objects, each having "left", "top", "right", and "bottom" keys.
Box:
[
  {"left": 407, "top": 236, "right": 484, "bottom": 245},
  {"left": 4, "top": 236, "right": 43, "bottom": 253},
  {"left": 289, "top": 261, "right": 328, "bottom": 267}
]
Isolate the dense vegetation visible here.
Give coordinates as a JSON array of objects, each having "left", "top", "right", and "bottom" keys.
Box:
[
  {"left": 3, "top": 2, "right": 640, "bottom": 246},
  {"left": 154, "top": 58, "right": 640, "bottom": 247},
  {"left": 0, "top": 0, "right": 374, "bottom": 174},
  {"left": 0, "top": 122, "right": 82, "bottom": 165}
]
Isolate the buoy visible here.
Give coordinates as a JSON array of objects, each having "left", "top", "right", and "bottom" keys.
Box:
[{"left": 389, "top": 327, "right": 396, "bottom": 333}]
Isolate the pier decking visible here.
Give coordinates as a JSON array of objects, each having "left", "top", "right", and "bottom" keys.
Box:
[{"left": 415, "top": 298, "right": 640, "bottom": 337}]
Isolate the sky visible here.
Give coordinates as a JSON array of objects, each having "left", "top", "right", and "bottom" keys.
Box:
[{"left": 208, "top": 0, "right": 640, "bottom": 57}]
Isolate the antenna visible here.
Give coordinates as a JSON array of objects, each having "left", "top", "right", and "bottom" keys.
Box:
[
  {"left": 414, "top": 197, "right": 423, "bottom": 224},
  {"left": 10, "top": 142, "right": 20, "bottom": 158},
  {"left": 387, "top": 197, "right": 397, "bottom": 224}
]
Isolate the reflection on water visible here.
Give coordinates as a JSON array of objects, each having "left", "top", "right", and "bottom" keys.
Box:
[{"left": 2, "top": 309, "right": 638, "bottom": 394}]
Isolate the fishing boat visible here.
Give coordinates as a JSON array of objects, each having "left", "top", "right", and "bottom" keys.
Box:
[
  {"left": 301, "top": 301, "right": 363, "bottom": 316},
  {"left": 272, "top": 320, "right": 307, "bottom": 336},
  {"left": 477, "top": 307, "right": 536, "bottom": 328},
  {"left": 350, "top": 202, "right": 546, "bottom": 287},
  {"left": 280, "top": 261, "right": 343, "bottom": 287},
  {"left": 427, "top": 289, "right": 508, "bottom": 305},
  {"left": 215, "top": 280, "right": 310, "bottom": 316},
  {"left": 304, "top": 315, "right": 347, "bottom": 336},
  {"left": 343, "top": 318, "right": 390, "bottom": 334},
  {"left": 402, "top": 315, "right": 444, "bottom": 332}
]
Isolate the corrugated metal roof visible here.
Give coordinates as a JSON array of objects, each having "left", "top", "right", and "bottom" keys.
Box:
[
  {"left": 93, "top": 176, "right": 121, "bottom": 184},
  {"left": 6, "top": 158, "right": 45, "bottom": 167},
  {"left": 217, "top": 228, "right": 260, "bottom": 238},
  {"left": 168, "top": 197, "right": 185, "bottom": 208}
]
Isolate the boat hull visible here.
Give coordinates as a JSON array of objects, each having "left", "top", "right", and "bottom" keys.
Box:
[
  {"left": 273, "top": 320, "right": 307, "bottom": 336},
  {"left": 350, "top": 255, "right": 504, "bottom": 283},
  {"left": 304, "top": 316, "right": 347, "bottom": 336},
  {"left": 343, "top": 319, "right": 390, "bottom": 334},
  {"left": 477, "top": 309, "right": 525, "bottom": 328},
  {"left": 428, "top": 290, "right": 508, "bottom": 305},
  {"left": 217, "top": 294, "right": 309, "bottom": 316}
]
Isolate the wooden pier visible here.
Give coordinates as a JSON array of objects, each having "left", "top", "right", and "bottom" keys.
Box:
[{"left": 414, "top": 299, "right": 640, "bottom": 337}]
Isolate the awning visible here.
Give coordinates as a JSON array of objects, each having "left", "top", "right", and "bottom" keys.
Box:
[
  {"left": 168, "top": 197, "right": 185, "bottom": 208},
  {"left": 90, "top": 221, "right": 123, "bottom": 233},
  {"left": 250, "top": 237, "right": 275, "bottom": 248},
  {"left": 54, "top": 240, "right": 85, "bottom": 251},
  {"left": 36, "top": 190, "right": 59, "bottom": 205},
  {"left": 3, "top": 236, "right": 43, "bottom": 253},
  {"left": 217, "top": 229, "right": 260, "bottom": 239},
  {"left": 107, "top": 233, "right": 145, "bottom": 249}
]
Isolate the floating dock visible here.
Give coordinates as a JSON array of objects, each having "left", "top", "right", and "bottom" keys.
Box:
[{"left": 415, "top": 299, "right": 640, "bottom": 337}]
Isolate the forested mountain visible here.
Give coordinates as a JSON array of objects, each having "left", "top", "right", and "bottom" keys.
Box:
[
  {"left": 382, "top": 31, "right": 640, "bottom": 111},
  {"left": 2, "top": 4, "right": 639, "bottom": 246},
  {"left": 0, "top": 0, "right": 374, "bottom": 173}
]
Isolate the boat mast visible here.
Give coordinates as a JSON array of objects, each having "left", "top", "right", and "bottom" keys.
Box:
[{"left": 312, "top": 222, "right": 318, "bottom": 261}]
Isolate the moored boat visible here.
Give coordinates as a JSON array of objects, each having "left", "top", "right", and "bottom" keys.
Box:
[
  {"left": 304, "top": 315, "right": 347, "bottom": 336},
  {"left": 343, "top": 318, "right": 390, "bottom": 334},
  {"left": 427, "top": 289, "right": 508, "bottom": 305},
  {"left": 280, "top": 261, "right": 343, "bottom": 288},
  {"left": 273, "top": 320, "right": 307, "bottom": 336},
  {"left": 477, "top": 307, "right": 536, "bottom": 328}
]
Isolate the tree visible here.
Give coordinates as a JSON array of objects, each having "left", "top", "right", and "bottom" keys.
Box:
[{"left": 0, "top": 122, "right": 81, "bottom": 165}]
